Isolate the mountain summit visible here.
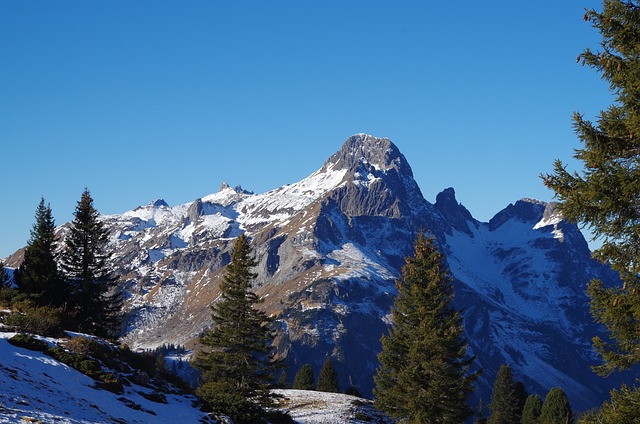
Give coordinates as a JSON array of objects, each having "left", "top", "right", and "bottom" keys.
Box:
[{"left": 5, "top": 134, "right": 625, "bottom": 411}]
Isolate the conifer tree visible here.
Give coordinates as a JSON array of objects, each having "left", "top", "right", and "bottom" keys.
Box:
[
  {"left": 373, "top": 231, "right": 479, "bottom": 423},
  {"left": 541, "top": 1, "right": 640, "bottom": 374},
  {"left": 277, "top": 369, "right": 290, "bottom": 389},
  {"left": 488, "top": 364, "right": 521, "bottom": 424},
  {"left": 292, "top": 363, "right": 315, "bottom": 390},
  {"left": 60, "top": 189, "right": 121, "bottom": 338},
  {"left": 15, "top": 198, "right": 65, "bottom": 306},
  {"left": 514, "top": 382, "right": 528, "bottom": 421},
  {"left": 316, "top": 357, "right": 339, "bottom": 393},
  {"left": 191, "top": 234, "right": 279, "bottom": 423},
  {"left": 0, "top": 261, "right": 11, "bottom": 288},
  {"left": 539, "top": 387, "right": 573, "bottom": 424},
  {"left": 541, "top": 2, "right": 640, "bottom": 419},
  {"left": 521, "top": 394, "right": 542, "bottom": 424}
]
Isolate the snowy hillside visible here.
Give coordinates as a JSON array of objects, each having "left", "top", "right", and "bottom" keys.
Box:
[
  {"left": 0, "top": 331, "right": 388, "bottom": 423},
  {"left": 0, "top": 332, "right": 208, "bottom": 424}
]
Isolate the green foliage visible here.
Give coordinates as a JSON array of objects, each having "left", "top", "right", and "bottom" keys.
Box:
[
  {"left": 46, "top": 345, "right": 124, "bottom": 394},
  {"left": 542, "top": 2, "right": 640, "bottom": 422},
  {"left": 277, "top": 370, "right": 290, "bottom": 389},
  {"left": 316, "top": 357, "right": 339, "bottom": 393},
  {"left": 292, "top": 364, "right": 315, "bottom": 390},
  {"left": 373, "top": 231, "right": 480, "bottom": 423},
  {"left": 15, "top": 198, "right": 67, "bottom": 307},
  {"left": 488, "top": 364, "right": 522, "bottom": 424},
  {"left": 0, "top": 287, "right": 20, "bottom": 307},
  {"left": 521, "top": 394, "right": 543, "bottom": 424},
  {"left": 61, "top": 189, "right": 122, "bottom": 339},
  {"left": 7, "top": 333, "right": 49, "bottom": 351},
  {"left": 0, "top": 261, "right": 12, "bottom": 288},
  {"left": 539, "top": 387, "right": 573, "bottom": 424},
  {"left": 541, "top": 1, "right": 640, "bottom": 376},
  {"left": 579, "top": 385, "right": 640, "bottom": 423},
  {"left": 4, "top": 301, "right": 65, "bottom": 337},
  {"left": 191, "top": 234, "right": 280, "bottom": 423}
]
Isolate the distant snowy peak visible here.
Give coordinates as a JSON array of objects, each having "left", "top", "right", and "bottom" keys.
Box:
[{"left": 325, "top": 134, "right": 411, "bottom": 175}]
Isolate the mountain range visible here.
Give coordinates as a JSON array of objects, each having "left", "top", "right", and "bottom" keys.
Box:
[{"left": 5, "top": 134, "right": 627, "bottom": 412}]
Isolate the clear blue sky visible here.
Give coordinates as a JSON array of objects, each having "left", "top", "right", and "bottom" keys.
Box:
[{"left": 1, "top": 1, "right": 609, "bottom": 258}]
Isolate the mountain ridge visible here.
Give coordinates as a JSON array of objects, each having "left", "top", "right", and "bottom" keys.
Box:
[{"left": 3, "top": 134, "right": 627, "bottom": 412}]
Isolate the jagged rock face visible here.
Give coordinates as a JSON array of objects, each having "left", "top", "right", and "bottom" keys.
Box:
[{"left": 8, "top": 134, "right": 629, "bottom": 412}]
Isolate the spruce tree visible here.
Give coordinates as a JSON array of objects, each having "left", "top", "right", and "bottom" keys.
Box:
[
  {"left": 316, "top": 357, "right": 339, "bottom": 393},
  {"left": 277, "top": 370, "right": 290, "bottom": 389},
  {"left": 539, "top": 387, "right": 573, "bottom": 424},
  {"left": 541, "top": 1, "right": 640, "bottom": 375},
  {"left": 292, "top": 363, "right": 315, "bottom": 390},
  {"left": 191, "top": 234, "right": 279, "bottom": 423},
  {"left": 15, "top": 198, "right": 65, "bottom": 306},
  {"left": 373, "top": 231, "right": 479, "bottom": 423},
  {"left": 488, "top": 364, "right": 521, "bottom": 424},
  {"left": 541, "top": 2, "right": 640, "bottom": 419},
  {"left": 0, "top": 261, "right": 11, "bottom": 288},
  {"left": 60, "top": 189, "right": 121, "bottom": 338},
  {"left": 580, "top": 384, "right": 640, "bottom": 424},
  {"left": 521, "top": 394, "right": 542, "bottom": 424},
  {"left": 514, "top": 382, "right": 528, "bottom": 421}
]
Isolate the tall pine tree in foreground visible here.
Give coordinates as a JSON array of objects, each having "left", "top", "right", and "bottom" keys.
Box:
[
  {"left": 487, "top": 364, "right": 522, "bottom": 424},
  {"left": 15, "top": 198, "right": 65, "bottom": 306},
  {"left": 192, "top": 234, "right": 279, "bottom": 423},
  {"left": 374, "top": 231, "right": 479, "bottom": 423},
  {"left": 60, "top": 189, "right": 121, "bottom": 338},
  {"left": 541, "top": 2, "right": 640, "bottom": 420}
]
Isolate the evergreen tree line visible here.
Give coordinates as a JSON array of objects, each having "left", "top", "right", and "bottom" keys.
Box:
[
  {"left": 280, "top": 357, "right": 341, "bottom": 394},
  {"left": 3, "top": 189, "right": 122, "bottom": 338},
  {"left": 477, "top": 363, "right": 574, "bottom": 424}
]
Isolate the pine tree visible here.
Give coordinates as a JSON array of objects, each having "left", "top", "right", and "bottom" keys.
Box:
[
  {"left": 0, "top": 261, "right": 12, "bottom": 288},
  {"left": 15, "top": 198, "right": 65, "bottom": 306},
  {"left": 514, "top": 382, "right": 528, "bottom": 421},
  {"left": 191, "top": 234, "right": 279, "bottom": 423},
  {"left": 60, "top": 189, "right": 121, "bottom": 338},
  {"left": 277, "top": 370, "right": 290, "bottom": 389},
  {"left": 292, "top": 363, "right": 315, "bottom": 390},
  {"left": 541, "top": 1, "right": 640, "bottom": 375},
  {"left": 316, "top": 357, "right": 339, "bottom": 393},
  {"left": 580, "top": 384, "right": 640, "bottom": 423},
  {"left": 539, "top": 387, "right": 573, "bottom": 424},
  {"left": 488, "top": 364, "right": 521, "bottom": 424},
  {"left": 541, "top": 2, "right": 640, "bottom": 419},
  {"left": 521, "top": 394, "right": 542, "bottom": 424},
  {"left": 373, "top": 231, "right": 479, "bottom": 423}
]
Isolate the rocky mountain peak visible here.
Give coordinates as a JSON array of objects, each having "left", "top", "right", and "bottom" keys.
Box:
[
  {"left": 319, "top": 134, "right": 427, "bottom": 218},
  {"left": 434, "top": 188, "right": 477, "bottom": 235},
  {"left": 325, "top": 134, "right": 410, "bottom": 175},
  {"left": 488, "top": 198, "right": 548, "bottom": 230}
]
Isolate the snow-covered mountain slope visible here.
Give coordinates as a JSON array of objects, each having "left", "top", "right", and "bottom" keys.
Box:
[
  {"left": 4, "top": 134, "right": 628, "bottom": 412},
  {"left": 0, "top": 331, "right": 387, "bottom": 424},
  {"left": 0, "top": 332, "right": 208, "bottom": 424}
]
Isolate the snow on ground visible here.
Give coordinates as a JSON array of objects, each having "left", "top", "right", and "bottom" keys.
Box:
[
  {"left": 274, "top": 389, "right": 392, "bottom": 424},
  {"left": 0, "top": 332, "right": 208, "bottom": 424},
  {"left": 0, "top": 331, "right": 392, "bottom": 423}
]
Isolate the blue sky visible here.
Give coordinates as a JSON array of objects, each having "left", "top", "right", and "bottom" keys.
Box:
[{"left": 1, "top": 1, "right": 608, "bottom": 258}]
